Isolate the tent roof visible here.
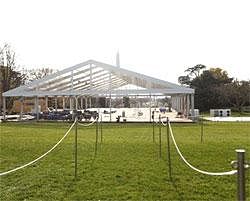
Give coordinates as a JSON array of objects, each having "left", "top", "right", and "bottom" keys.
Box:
[{"left": 3, "top": 59, "right": 194, "bottom": 97}]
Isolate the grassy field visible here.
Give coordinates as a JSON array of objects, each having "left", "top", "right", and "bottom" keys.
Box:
[{"left": 0, "top": 121, "right": 249, "bottom": 201}]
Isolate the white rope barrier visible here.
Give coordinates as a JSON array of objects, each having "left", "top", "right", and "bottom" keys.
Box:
[
  {"left": 78, "top": 117, "right": 98, "bottom": 127},
  {"left": 0, "top": 119, "right": 77, "bottom": 176},
  {"left": 168, "top": 122, "right": 237, "bottom": 176}
]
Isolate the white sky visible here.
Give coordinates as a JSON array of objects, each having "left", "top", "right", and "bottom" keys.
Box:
[{"left": 1, "top": 0, "right": 250, "bottom": 84}]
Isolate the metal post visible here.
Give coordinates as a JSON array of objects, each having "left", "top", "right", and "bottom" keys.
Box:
[
  {"left": 109, "top": 72, "right": 112, "bottom": 122},
  {"left": 3, "top": 96, "right": 6, "bottom": 121},
  {"left": 109, "top": 94, "right": 111, "bottom": 122},
  {"left": 191, "top": 94, "right": 195, "bottom": 119},
  {"left": 152, "top": 112, "right": 155, "bottom": 143},
  {"left": 74, "top": 118, "right": 78, "bottom": 179},
  {"left": 71, "top": 70, "right": 74, "bottom": 90},
  {"left": 62, "top": 96, "right": 65, "bottom": 110},
  {"left": 35, "top": 96, "right": 39, "bottom": 121},
  {"left": 176, "top": 96, "right": 179, "bottom": 112},
  {"left": 186, "top": 94, "right": 190, "bottom": 116},
  {"left": 183, "top": 95, "right": 186, "bottom": 116},
  {"left": 185, "top": 95, "right": 188, "bottom": 117},
  {"left": 45, "top": 96, "right": 48, "bottom": 111},
  {"left": 180, "top": 96, "right": 183, "bottom": 114},
  {"left": 177, "top": 96, "right": 181, "bottom": 116},
  {"left": 80, "top": 97, "right": 83, "bottom": 109},
  {"left": 159, "top": 115, "right": 162, "bottom": 158},
  {"left": 100, "top": 115, "right": 103, "bottom": 143},
  {"left": 55, "top": 96, "right": 58, "bottom": 112},
  {"left": 149, "top": 94, "right": 152, "bottom": 122},
  {"left": 201, "top": 115, "right": 204, "bottom": 143},
  {"left": 90, "top": 63, "right": 93, "bottom": 90},
  {"left": 166, "top": 117, "right": 172, "bottom": 180},
  {"left": 90, "top": 62, "right": 95, "bottom": 110},
  {"left": 85, "top": 97, "right": 88, "bottom": 109},
  {"left": 75, "top": 96, "right": 78, "bottom": 110},
  {"left": 20, "top": 97, "right": 23, "bottom": 121},
  {"left": 236, "top": 149, "right": 245, "bottom": 201},
  {"left": 95, "top": 117, "right": 99, "bottom": 156},
  {"left": 70, "top": 96, "right": 73, "bottom": 110}
]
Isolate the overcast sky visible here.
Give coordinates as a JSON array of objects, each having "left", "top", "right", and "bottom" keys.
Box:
[{"left": 1, "top": 0, "right": 250, "bottom": 84}]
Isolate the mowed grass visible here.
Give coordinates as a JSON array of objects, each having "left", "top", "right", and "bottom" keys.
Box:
[{"left": 0, "top": 121, "right": 249, "bottom": 201}]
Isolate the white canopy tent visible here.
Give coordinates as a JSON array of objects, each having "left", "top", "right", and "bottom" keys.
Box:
[{"left": 2, "top": 59, "right": 195, "bottom": 121}]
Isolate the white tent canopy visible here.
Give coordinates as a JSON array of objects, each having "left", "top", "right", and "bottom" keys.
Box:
[
  {"left": 3, "top": 60, "right": 194, "bottom": 97},
  {"left": 2, "top": 59, "right": 195, "bottom": 120}
]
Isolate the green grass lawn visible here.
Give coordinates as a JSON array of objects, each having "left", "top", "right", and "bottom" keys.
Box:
[{"left": 0, "top": 121, "right": 249, "bottom": 200}]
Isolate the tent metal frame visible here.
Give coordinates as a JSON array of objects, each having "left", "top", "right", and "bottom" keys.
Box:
[{"left": 2, "top": 59, "right": 195, "bottom": 121}]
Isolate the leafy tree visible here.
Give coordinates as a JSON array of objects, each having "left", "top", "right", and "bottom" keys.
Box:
[
  {"left": 25, "top": 67, "right": 56, "bottom": 83},
  {"left": 184, "top": 64, "right": 206, "bottom": 78},
  {"left": 209, "top": 68, "right": 233, "bottom": 84},
  {"left": 179, "top": 65, "right": 235, "bottom": 111},
  {"left": 191, "top": 68, "right": 233, "bottom": 111},
  {"left": 178, "top": 75, "right": 191, "bottom": 86},
  {"left": 0, "top": 44, "right": 26, "bottom": 111},
  {"left": 221, "top": 80, "right": 250, "bottom": 112}
]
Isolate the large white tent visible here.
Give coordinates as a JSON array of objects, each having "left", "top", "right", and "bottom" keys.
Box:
[{"left": 2, "top": 59, "right": 195, "bottom": 121}]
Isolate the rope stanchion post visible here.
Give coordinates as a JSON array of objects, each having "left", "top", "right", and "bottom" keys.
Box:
[
  {"left": 95, "top": 117, "right": 99, "bottom": 156},
  {"left": 236, "top": 149, "right": 246, "bottom": 201},
  {"left": 100, "top": 115, "right": 103, "bottom": 143},
  {"left": 200, "top": 115, "right": 204, "bottom": 143},
  {"left": 152, "top": 112, "right": 155, "bottom": 143},
  {"left": 166, "top": 117, "right": 172, "bottom": 180},
  {"left": 159, "top": 115, "right": 162, "bottom": 158},
  {"left": 74, "top": 117, "right": 78, "bottom": 179}
]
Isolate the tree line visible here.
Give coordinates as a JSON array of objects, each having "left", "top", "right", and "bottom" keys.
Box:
[{"left": 178, "top": 64, "right": 250, "bottom": 112}]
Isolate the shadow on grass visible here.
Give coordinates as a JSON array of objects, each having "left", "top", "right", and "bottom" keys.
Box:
[{"left": 170, "top": 178, "right": 185, "bottom": 201}]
